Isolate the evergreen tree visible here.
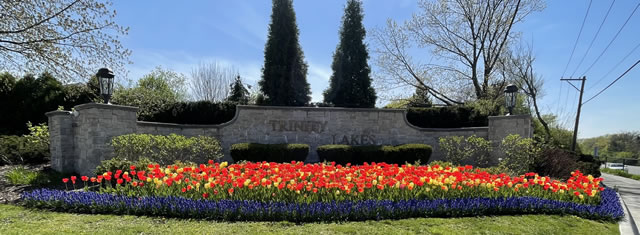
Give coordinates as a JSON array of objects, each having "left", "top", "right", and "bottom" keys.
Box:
[
  {"left": 226, "top": 75, "right": 249, "bottom": 105},
  {"left": 259, "top": 0, "right": 311, "bottom": 106},
  {"left": 323, "top": 0, "right": 376, "bottom": 108},
  {"left": 408, "top": 87, "right": 433, "bottom": 107}
]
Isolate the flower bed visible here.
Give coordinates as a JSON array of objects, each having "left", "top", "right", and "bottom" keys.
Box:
[
  {"left": 21, "top": 188, "right": 623, "bottom": 221},
  {"left": 20, "top": 161, "right": 623, "bottom": 221}
]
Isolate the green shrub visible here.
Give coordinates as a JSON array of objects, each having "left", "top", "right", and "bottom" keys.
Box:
[
  {"left": 577, "top": 154, "right": 601, "bottom": 178},
  {"left": 406, "top": 106, "right": 488, "bottom": 128},
  {"left": 0, "top": 124, "right": 50, "bottom": 165},
  {"left": 428, "top": 160, "right": 454, "bottom": 168},
  {"left": 317, "top": 144, "right": 432, "bottom": 165},
  {"left": 393, "top": 144, "right": 433, "bottom": 164},
  {"left": 532, "top": 147, "right": 601, "bottom": 179},
  {"left": 499, "top": 134, "right": 541, "bottom": 175},
  {"left": 316, "top": 145, "right": 353, "bottom": 164},
  {"left": 144, "top": 101, "right": 236, "bottom": 125},
  {"left": 439, "top": 135, "right": 492, "bottom": 167},
  {"left": 230, "top": 143, "right": 309, "bottom": 163},
  {"left": 95, "top": 157, "right": 157, "bottom": 175},
  {"left": 5, "top": 166, "right": 48, "bottom": 185},
  {"left": 110, "top": 134, "right": 223, "bottom": 165}
]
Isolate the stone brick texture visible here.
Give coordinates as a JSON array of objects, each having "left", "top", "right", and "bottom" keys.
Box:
[{"left": 48, "top": 104, "right": 531, "bottom": 175}]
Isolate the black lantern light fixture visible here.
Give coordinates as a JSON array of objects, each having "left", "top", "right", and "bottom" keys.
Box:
[
  {"left": 96, "top": 68, "right": 115, "bottom": 104},
  {"left": 504, "top": 84, "right": 518, "bottom": 115}
]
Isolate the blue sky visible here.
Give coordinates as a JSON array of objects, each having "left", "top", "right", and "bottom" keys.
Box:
[{"left": 111, "top": 0, "right": 640, "bottom": 139}]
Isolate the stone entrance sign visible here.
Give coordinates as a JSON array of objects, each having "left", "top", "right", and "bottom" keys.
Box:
[{"left": 47, "top": 103, "right": 531, "bottom": 175}]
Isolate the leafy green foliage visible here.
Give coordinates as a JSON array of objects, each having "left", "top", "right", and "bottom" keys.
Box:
[
  {"left": 323, "top": 0, "right": 376, "bottom": 108},
  {"left": 144, "top": 101, "right": 236, "bottom": 124},
  {"left": 230, "top": 143, "right": 309, "bottom": 162},
  {"left": 61, "top": 82, "right": 99, "bottom": 109},
  {"left": 532, "top": 114, "right": 579, "bottom": 152},
  {"left": 259, "top": 0, "right": 311, "bottom": 106},
  {"left": 3, "top": 73, "right": 64, "bottom": 135},
  {"left": 407, "top": 87, "right": 432, "bottom": 108},
  {"left": 226, "top": 76, "right": 250, "bottom": 105},
  {"left": 316, "top": 144, "right": 432, "bottom": 165},
  {"left": 110, "top": 134, "right": 223, "bottom": 165},
  {"left": 3, "top": 166, "right": 63, "bottom": 186},
  {"left": 0, "top": 123, "right": 50, "bottom": 165},
  {"left": 112, "top": 67, "right": 187, "bottom": 120},
  {"left": 438, "top": 135, "right": 492, "bottom": 167},
  {"left": 499, "top": 134, "right": 541, "bottom": 175},
  {"left": 531, "top": 147, "right": 601, "bottom": 179},
  {"left": 580, "top": 131, "right": 640, "bottom": 164},
  {"left": 94, "top": 157, "right": 157, "bottom": 175},
  {"left": 601, "top": 168, "right": 640, "bottom": 180},
  {"left": 0, "top": 72, "right": 96, "bottom": 135},
  {"left": 406, "top": 106, "right": 489, "bottom": 128}
]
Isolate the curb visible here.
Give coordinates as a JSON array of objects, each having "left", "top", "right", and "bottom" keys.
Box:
[{"left": 616, "top": 190, "right": 639, "bottom": 235}]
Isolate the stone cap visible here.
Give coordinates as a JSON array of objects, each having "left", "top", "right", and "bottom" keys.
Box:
[
  {"left": 137, "top": 121, "right": 223, "bottom": 129},
  {"left": 45, "top": 110, "right": 71, "bottom": 117},
  {"left": 488, "top": 115, "right": 531, "bottom": 121},
  {"left": 237, "top": 105, "right": 405, "bottom": 113},
  {"left": 74, "top": 103, "right": 138, "bottom": 112}
]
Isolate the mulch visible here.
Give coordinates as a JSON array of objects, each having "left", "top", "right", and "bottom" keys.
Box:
[{"left": 0, "top": 164, "right": 60, "bottom": 204}]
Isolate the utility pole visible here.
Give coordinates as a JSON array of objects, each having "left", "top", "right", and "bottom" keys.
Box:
[{"left": 560, "top": 76, "right": 586, "bottom": 152}]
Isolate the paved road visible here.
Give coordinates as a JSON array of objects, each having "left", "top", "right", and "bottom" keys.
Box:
[
  {"left": 601, "top": 173, "right": 640, "bottom": 235},
  {"left": 626, "top": 166, "right": 640, "bottom": 175}
]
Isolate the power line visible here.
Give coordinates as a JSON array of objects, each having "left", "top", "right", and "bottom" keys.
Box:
[
  {"left": 561, "top": 0, "right": 593, "bottom": 78},
  {"left": 587, "top": 41, "right": 640, "bottom": 91},
  {"left": 569, "top": 0, "right": 616, "bottom": 78},
  {"left": 582, "top": 59, "right": 640, "bottom": 105},
  {"left": 580, "top": 2, "right": 640, "bottom": 76}
]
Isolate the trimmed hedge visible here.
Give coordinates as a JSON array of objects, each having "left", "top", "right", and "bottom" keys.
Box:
[
  {"left": 406, "top": 106, "right": 488, "bottom": 128},
  {"left": 317, "top": 144, "right": 432, "bottom": 165},
  {"left": 230, "top": 143, "right": 309, "bottom": 162},
  {"left": 111, "top": 134, "right": 223, "bottom": 165},
  {"left": 142, "top": 101, "right": 236, "bottom": 125}
]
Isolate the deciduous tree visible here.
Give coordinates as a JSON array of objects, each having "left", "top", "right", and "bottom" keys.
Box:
[{"left": 0, "top": 0, "right": 130, "bottom": 82}]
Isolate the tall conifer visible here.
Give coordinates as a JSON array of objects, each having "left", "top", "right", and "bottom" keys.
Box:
[
  {"left": 323, "top": 0, "right": 376, "bottom": 108},
  {"left": 259, "top": 0, "right": 311, "bottom": 106}
]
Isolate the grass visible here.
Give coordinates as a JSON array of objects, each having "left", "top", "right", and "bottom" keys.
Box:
[
  {"left": 0, "top": 204, "right": 619, "bottom": 235},
  {"left": 601, "top": 168, "right": 640, "bottom": 180},
  {"left": 4, "top": 166, "right": 66, "bottom": 186}
]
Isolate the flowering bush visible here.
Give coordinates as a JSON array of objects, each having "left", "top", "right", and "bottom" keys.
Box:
[{"left": 60, "top": 161, "right": 604, "bottom": 205}]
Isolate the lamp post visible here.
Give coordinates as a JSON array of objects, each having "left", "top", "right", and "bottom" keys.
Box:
[
  {"left": 504, "top": 84, "right": 518, "bottom": 115},
  {"left": 96, "top": 68, "right": 115, "bottom": 104}
]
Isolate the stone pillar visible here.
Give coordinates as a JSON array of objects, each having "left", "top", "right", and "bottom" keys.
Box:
[
  {"left": 488, "top": 115, "right": 533, "bottom": 163},
  {"left": 73, "top": 103, "right": 138, "bottom": 176},
  {"left": 488, "top": 115, "right": 533, "bottom": 142},
  {"left": 46, "top": 110, "right": 75, "bottom": 173}
]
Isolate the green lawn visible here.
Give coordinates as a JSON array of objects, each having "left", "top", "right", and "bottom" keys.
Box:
[{"left": 0, "top": 204, "right": 618, "bottom": 235}]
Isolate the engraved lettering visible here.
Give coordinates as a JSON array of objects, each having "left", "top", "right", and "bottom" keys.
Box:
[
  {"left": 341, "top": 135, "right": 349, "bottom": 145},
  {"left": 350, "top": 135, "right": 359, "bottom": 145},
  {"left": 320, "top": 121, "right": 328, "bottom": 132}
]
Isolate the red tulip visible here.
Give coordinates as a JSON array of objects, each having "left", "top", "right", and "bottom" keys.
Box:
[
  {"left": 81, "top": 176, "right": 89, "bottom": 182},
  {"left": 62, "top": 178, "right": 69, "bottom": 183}
]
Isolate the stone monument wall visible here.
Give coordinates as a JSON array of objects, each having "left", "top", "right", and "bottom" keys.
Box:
[{"left": 47, "top": 104, "right": 531, "bottom": 175}]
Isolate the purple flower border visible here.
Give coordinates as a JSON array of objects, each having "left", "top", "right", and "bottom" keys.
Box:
[{"left": 21, "top": 188, "right": 623, "bottom": 222}]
